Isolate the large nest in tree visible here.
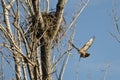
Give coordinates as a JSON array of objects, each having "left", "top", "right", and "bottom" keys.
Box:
[
  {"left": 26, "top": 11, "right": 66, "bottom": 45},
  {"left": 41, "top": 12, "right": 66, "bottom": 43}
]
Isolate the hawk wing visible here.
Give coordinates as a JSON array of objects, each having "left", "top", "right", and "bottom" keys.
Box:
[{"left": 80, "top": 37, "right": 95, "bottom": 51}]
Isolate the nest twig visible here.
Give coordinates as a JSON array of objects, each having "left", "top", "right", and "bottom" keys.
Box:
[{"left": 42, "top": 12, "right": 65, "bottom": 40}]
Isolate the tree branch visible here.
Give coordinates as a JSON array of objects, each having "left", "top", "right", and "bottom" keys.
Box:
[
  {"left": 51, "top": 0, "right": 67, "bottom": 41},
  {"left": 0, "top": 25, "right": 35, "bottom": 66},
  {"left": 1, "top": 0, "right": 15, "bottom": 34},
  {"left": 64, "top": 0, "right": 89, "bottom": 37}
]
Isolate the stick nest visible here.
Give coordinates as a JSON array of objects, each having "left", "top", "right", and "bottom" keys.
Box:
[
  {"left": 27, "top": 11, "right": 66, "bottom": 45},
  {"left": 42, "top": 12, "right": 66, "bottom": 43}
]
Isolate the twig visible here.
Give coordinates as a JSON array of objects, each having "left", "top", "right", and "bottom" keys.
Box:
[
  {"left": 0, "top": 51, "right": 19, "bottom": 79},
  {"left": 109, "top": 32, "right": 120, "bottom": 43},
  {"left": 52, "top": 48, "right": 73, "bottom": 69},
  {"left": 101, "top": 64, "right": 110, "bottom": 80},
  {"left": 63, "top": 0, "right": 89, "bottom": 38},
  {"left": 58, "top": 24, "right": 76, "bottom": 80}
]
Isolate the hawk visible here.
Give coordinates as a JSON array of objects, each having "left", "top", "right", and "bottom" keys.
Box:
[{"left": 70, "top": 37, "right": 95, "bottom": 58}]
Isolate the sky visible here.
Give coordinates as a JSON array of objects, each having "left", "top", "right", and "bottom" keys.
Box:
[
  {"left": 0, "top": 0, "right": 120, "bottom": 80},
  {"left": 62, "top": 0, "right": 120, "bottom": 80}
]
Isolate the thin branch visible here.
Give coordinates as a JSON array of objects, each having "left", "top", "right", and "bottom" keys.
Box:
[
  {"left": 51, "top": 0, "right": 67, "bottom": 41},
  {"left": 1, "top": 0, "right": 15, "bottom": 34},
  {"left": 11, "top": 46, "right": 35, "bottom": 66},
  {"left": 6, "top": 0, "right": 15, "bottom": 9},
  {"left": 101, "top": 64, "right": 110, "bottom": 80},
  {"left": 52, "top": 48, "right": 73, "bottom": 69},
  {"left": 22, "top": 58, "right": 27, "bottom": 80},
  {"left": 54, "top": 0, "right": 89, "bottom": 47},
  {"left": 0, "top": 51, "right": 19, "bottom": 79},
  {"left": 0, "top": 42, "right": 35, "bottom": 67},
  {"left": 0, "top": 52, "right": 4, "bottom": 80},
  {"left": 0, "top": 25, "right": 35, "bottom": 66},
  {"left": 112, "top": 3, "right": 119, "bottom": 31},
  {"left": 46, "top": 0, "right": 49, "bottom": 13},
  {"left": 25, "top": 0, "right": 34, "bottom": 15},
  {"left": 64, "top": 0, "right": 89, "bottom": 37},
  {"left": 109, "top": 32, "right": 120, "bottom": 43},
  {"left": 13, "top": 17, "right": 30, "bottom": 56},
  {"left": 113, "top": 13, "right": 120, "bottom": 35},
  {"left": 58, "top": 48, "right": 71, "bottom": 80},
  {"left": 0, "top": 24, "right": 13, "bottom": 43},
  {"left": 58, "top": 25, "right": 75, "bottom": 80},
  {"left": 19, "top": 0, "right": 31, "bottom": 16}
]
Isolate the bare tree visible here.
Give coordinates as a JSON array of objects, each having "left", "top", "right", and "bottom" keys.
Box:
[
  {"left": 0, "top": 0, "right": 90, "bottom": 80},
  {"left": 110, "top": 0, "right": 120, "bottom": 43}
]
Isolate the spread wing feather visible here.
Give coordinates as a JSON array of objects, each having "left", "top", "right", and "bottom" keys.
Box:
[{"left": 81, "top": 37, "right": 95, "bottom": 51}]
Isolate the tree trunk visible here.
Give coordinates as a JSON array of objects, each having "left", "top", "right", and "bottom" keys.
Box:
[{"left": 41, "top": 36, "right": 52, "bottom": 80}]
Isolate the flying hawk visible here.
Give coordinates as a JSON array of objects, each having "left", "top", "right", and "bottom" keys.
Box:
[{"left": 70, "top": 37, "right": 95, "bottom": 58}]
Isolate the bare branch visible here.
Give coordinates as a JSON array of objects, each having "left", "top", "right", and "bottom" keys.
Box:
[
  {"left": 19, "top": 1, "right": 31, "bottom": 16},
  {"left": 0, "top": 51, "right": 19, "bottom": 79},
  {"left": 111, "top": 0, "right": 120, "bottom": 43},
  {"left": 52, "top": 48, "right": 73, "bottom": 69},
  {"left": 54, "top": 0, "right": 89, "bottom": 47},
  {"left": 0, "top": 25, "right": 35, "bottom": 66},
  {"left": 1, "top": 0, "right": 14, "bottom": 34},
  {"left": 46, "top": 0, "right": 50, "bottom": 13},
  {"left": 6, "top": 0, "right": 15, "bottom": 9},
  {"left": 109, "top": 32, "right": 120, "bottom": 43},
  {"left": 51, "top": 0, "right": 67, "bottom": 41},
  {"left": 58, "top": 26, "right": 75, "bottom": 80},
  {"left": 22, "top": 58, "right": 27, "bottom": 80},
  {"left": 64, "top": 0, "right": 89, "bottom": 37},
  {"left": 13, "top": 17, "right": 30, "bottom": 56},
  {"left": 0, "top": 24, "right": 13, "bottom": 43},
  {"left": 101, "top": 64, "right": 110, "bottom": 80},
  {"left": 0, "top": 52, "right": 4, "bottom": 80}
]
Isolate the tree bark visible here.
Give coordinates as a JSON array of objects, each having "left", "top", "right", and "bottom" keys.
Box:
[
  {"left": 13, "top": 53, "right": 22, "bottom": 80},
  {"left": 41, "top": 36, "right": 52, "bottom": 80}
]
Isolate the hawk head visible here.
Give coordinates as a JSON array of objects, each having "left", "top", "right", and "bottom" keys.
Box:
[{"left": 80, "top": 52, "right": 90, "bottom": 58}]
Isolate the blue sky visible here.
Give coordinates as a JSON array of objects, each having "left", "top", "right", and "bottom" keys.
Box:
[{"left": 62, "top": 0, "right": 120, "bottom": 80}]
